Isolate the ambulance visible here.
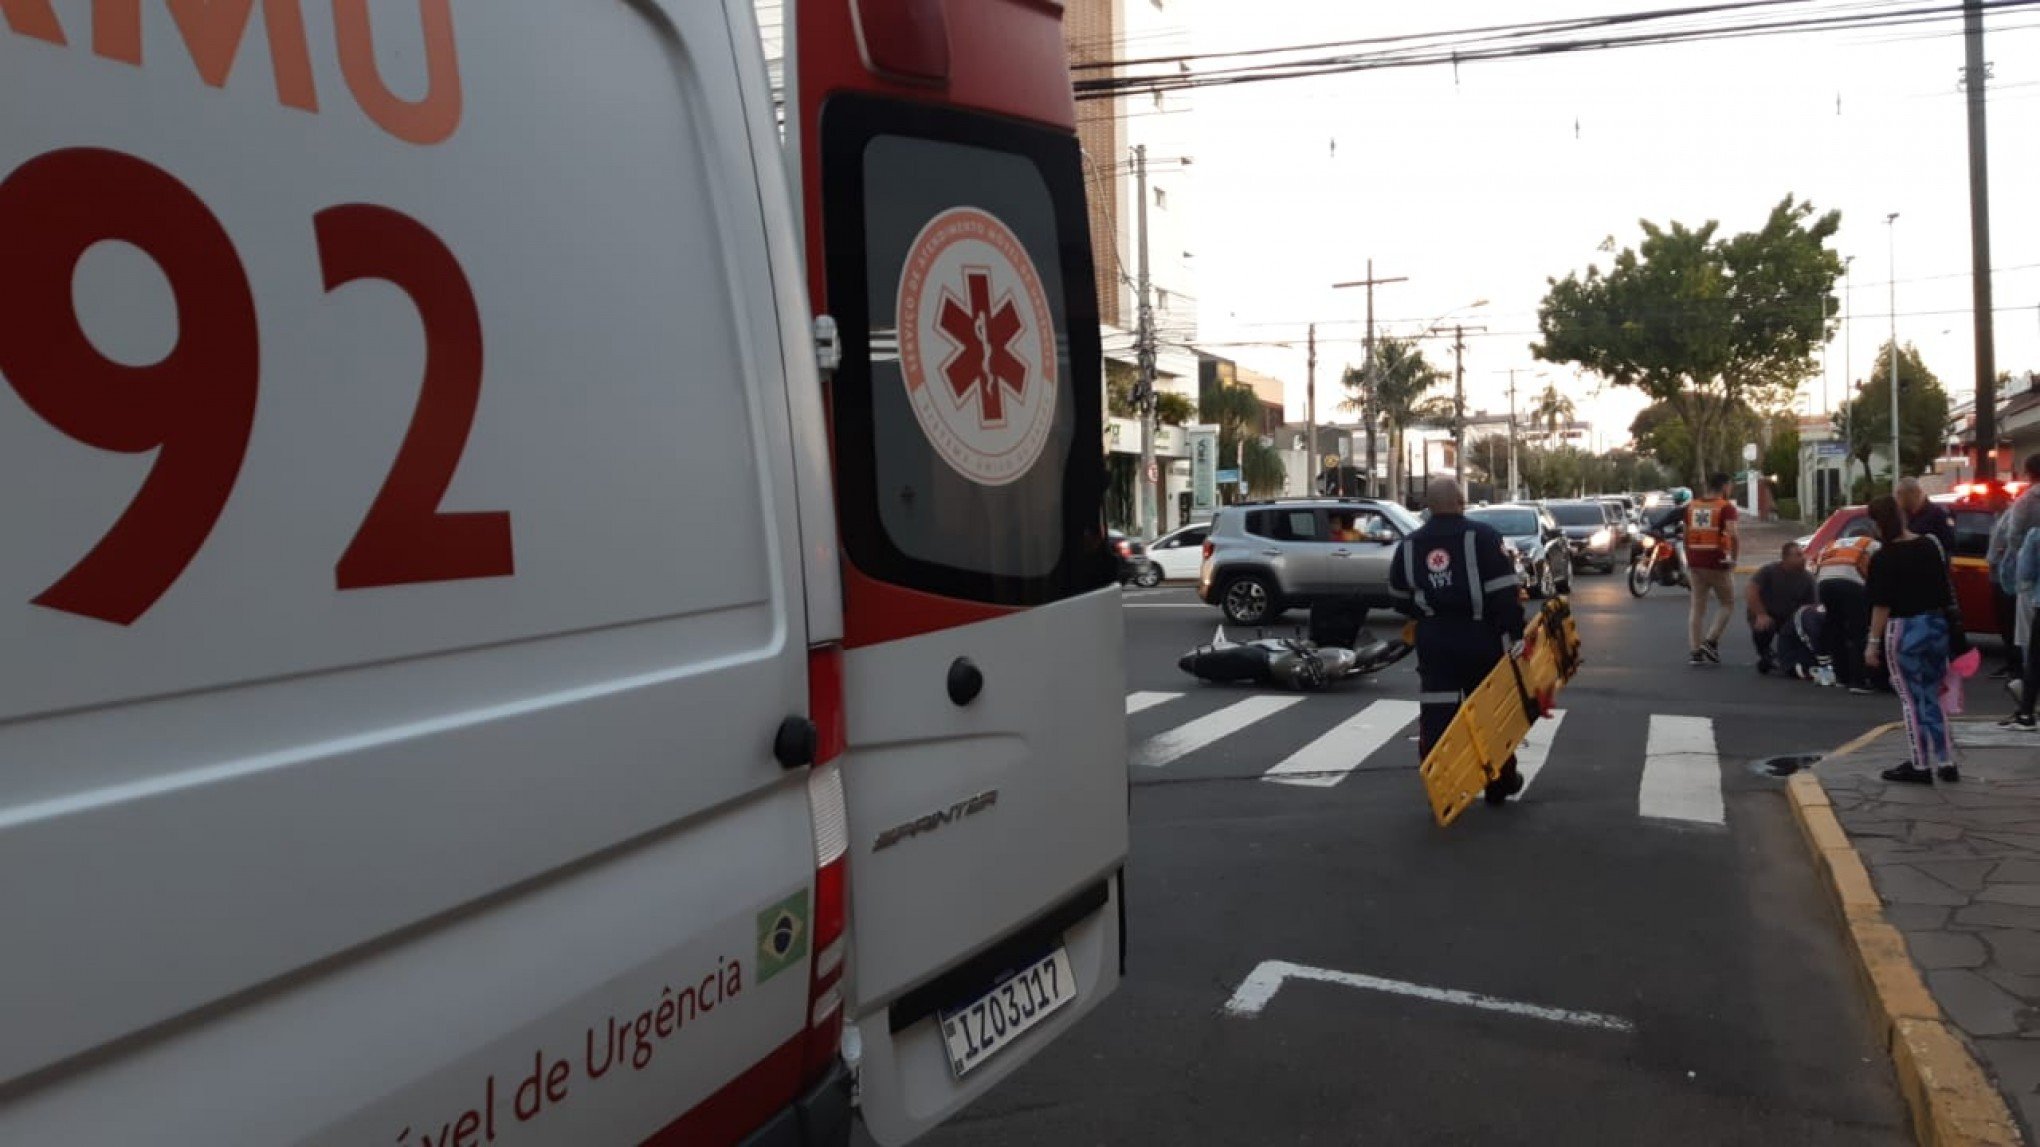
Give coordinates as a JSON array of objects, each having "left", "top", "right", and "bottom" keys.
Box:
[{"left": 0, "top": 2, "right": 1127, "bottom": 1143}]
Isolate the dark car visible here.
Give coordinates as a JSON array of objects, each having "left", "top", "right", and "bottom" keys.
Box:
[
  {"left": 1465, "top": 504, "right": 1574, "bottom": 598},
  {"left": 1543, "top": 500, "right": 1622, "bottom": 573}
]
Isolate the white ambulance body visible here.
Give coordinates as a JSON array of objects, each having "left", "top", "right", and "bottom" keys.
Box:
[{"left": 0, "top": 1, "right": 1126, "bottom": 1143}]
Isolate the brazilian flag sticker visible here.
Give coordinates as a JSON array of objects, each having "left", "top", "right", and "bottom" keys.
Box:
[{"left": 756, "top": 890, "right": 810, "bottom": 984}]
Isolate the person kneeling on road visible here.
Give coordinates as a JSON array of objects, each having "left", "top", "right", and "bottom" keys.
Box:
[
  {"left": 1814, "top": 529, "right": 1880, "bottom": 692},
  {"left": 1746, "top": 542, "right": 1816, "bottom": 676},
  {"left": 1390, "top": 477, "right": 1528, "bottom": 806}
]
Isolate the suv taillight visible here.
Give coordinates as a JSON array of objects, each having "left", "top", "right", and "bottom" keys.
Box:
[
  {"left": 1201, "top": 540, "right": 1214, "bottom": 560},
  {"left": 803, "top": 646, "right": 848, "bottom": 1083}
]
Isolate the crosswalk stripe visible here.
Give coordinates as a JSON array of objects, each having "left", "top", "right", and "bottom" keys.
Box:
[
  {"left": 1262, "top": 700, "right": 1422, "bottom": 787},
  {"left": 1511, "top": 710, "right": 1568, "bottom": 799},
  {"left": 1134, "top": 695, "right": 1305, "bottom": 768},
  {"left": 1639, "top": 715, "right": 1726, "bottom": 825},
  {"left": 1126, "top": 691, "right": 1183, "bottom": 715}
]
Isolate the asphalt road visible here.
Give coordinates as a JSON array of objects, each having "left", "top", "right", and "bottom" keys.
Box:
[{"left": 915, "top": 567, "right": 1917, "bottom": 1145}]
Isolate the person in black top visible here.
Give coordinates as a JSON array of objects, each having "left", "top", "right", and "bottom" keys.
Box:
[
  {"left": 1744, "top": 542, "right": 1818, "bottom": 675},
  {"left": 1390, "top": 477, "right": 1527, "bottom": 805},
  {"left": 1862, "top": 495, "right": 1959, "bottom": 784}
]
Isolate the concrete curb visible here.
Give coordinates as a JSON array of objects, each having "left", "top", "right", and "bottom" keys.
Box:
[{"left": 1786, "top": 723, "right": 2024, "bottom": 1146}]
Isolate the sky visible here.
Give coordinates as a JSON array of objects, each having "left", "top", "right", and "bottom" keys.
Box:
[{"left": 1162, "top": 0, "right": 2040, "bottom": 449}]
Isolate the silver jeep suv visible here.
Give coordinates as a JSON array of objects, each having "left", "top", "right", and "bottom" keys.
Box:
[{"left": 1197, "top": 498, "right": 1423, "bottom": 625}]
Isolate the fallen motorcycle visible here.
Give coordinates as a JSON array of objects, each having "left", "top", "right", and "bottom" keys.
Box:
[{"left": 1177, "top": 625, "right": 1413, "bottom": 691}]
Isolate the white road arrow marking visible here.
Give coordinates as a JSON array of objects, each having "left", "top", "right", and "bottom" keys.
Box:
[{"left": 1222, "top": 959, "right": 1634, "bottom": 1033}]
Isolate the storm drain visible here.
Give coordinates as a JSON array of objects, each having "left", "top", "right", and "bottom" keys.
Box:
[{"left": 1750, "top": 752, "right": 1824, "bottom": 779}]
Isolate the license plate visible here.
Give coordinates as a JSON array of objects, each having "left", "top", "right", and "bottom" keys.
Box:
[{"left": 938, "top": 946, "right": 1077, "bottom": 1078}]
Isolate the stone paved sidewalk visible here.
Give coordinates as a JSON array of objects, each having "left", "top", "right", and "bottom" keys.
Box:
[{"left": 1825, "top": 723, "right": 2040, "bottom": 1137}]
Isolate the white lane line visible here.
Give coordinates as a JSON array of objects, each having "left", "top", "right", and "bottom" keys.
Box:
[
  {"left": 1510, "top": 709, "right": 1568, "bottom": 799},
  {"left": 1262, "top": 699, "right": 1421, "bottom": 788},
  {"left": 1639, "top": 714, "right": 1726, "bottom": 826},
  {"left": 1125, "top": 691, "right": 1183, "bottom": 715},
  {"left": 1134, "top": 696, "right": 1304, "bottom": 768},
  {"left": 1222, "top": 959, "right": 1634, "bottom": 1033}
]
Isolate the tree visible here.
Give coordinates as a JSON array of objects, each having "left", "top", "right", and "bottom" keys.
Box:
[
  {"left": 1342, "top": 336, "right": 1443, "bottom": 499},
  {"left": 1840, "top": 341, "right": 1952, "bottom": 483},
  {"left": 1630, "top": 397, "right": 1763, "bottom": 483},
  {"left": 1107, "top": 361, "right": 1195, "bottom": 426},
  {"left": 1535, "top": 196, "right": 1842, "bottom": 483},
  {"left": 1201, "top": 382, "right": 1287, "bottom": 499},
  {"left": 1105, "top": 360, "right": 1139, "bottom": 419},
  {"left": 1154, "top": 391, "right": 1196, "bottom": 426},
  {"left": 1530, "top": 384, "right": 1576, "bottom": 445},
  {"left": 1764, "top": 415, "right": 1800, "bottom": 496}
]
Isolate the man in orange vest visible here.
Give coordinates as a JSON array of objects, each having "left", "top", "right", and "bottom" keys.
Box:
[
  {"left": 1814, "top": 527, "right": 1881, "bottom": 691},
  {"left": 1685, "top": 473, "right": 1741, "bottom": 665}
]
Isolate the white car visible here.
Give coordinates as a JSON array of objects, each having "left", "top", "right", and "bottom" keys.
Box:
[{"left": 1147, "top": 522, "right": 1213, "bottom": 581}]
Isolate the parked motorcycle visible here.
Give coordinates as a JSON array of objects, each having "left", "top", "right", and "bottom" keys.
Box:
[{"left": 1626, "top": 531, "right": 1689, "bottom": 597}]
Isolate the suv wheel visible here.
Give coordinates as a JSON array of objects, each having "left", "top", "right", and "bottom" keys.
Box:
[{"left": 1220, "top": 575, "right": 1279, "bottom": 625}]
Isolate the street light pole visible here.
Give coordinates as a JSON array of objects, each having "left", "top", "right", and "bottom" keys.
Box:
[
  {"left": 1887, "top": 213, "right": 1901, "bottom": 491},
  {"left": 1843, "top": 255, "right": 1855, "bottom": 396}
]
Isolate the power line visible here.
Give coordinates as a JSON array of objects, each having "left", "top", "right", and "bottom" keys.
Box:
[
  {"left": 1070, "top": 0, "right": 1818, "bottom": 73},
  {"left": 1075, "top": 0, "right": 2040, "bottom": 100}
]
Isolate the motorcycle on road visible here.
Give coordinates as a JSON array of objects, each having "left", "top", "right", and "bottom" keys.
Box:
[{"left": 1627, "top": 531, "right": 1690, "bottom": 597}]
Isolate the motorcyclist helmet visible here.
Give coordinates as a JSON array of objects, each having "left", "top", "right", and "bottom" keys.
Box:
[{"left": 1669, "top": 487, "right": 1692, "bottom": 506}]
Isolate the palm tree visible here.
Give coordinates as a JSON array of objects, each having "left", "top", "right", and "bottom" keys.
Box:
[
  {"left": 1531, "top": 384, "right": 1576, "bottom": 447},
  {"left": 1200, "top": 382, "right": 1287, "bottom": 499},
  {"left": 1342, "top": 337, "right": 1443, "bottom": 500}
]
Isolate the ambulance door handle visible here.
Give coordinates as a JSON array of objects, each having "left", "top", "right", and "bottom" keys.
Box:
[{"left": 947, "top": 657, "right": 984, "bottom": 706}]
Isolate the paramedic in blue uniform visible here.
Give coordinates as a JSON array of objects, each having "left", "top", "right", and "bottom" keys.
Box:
[{"left": 1391, "top": 477, "right": 1530, "bottom": 805}]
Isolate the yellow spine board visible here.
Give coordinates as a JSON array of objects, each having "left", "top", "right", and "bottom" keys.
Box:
[{"left": 1417, "top": 600, "right": 1584, "bottom": 828}]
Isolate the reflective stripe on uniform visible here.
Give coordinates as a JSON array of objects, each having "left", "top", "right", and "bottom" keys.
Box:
[
  {"left": 1419, "top": 691, "right": 1463, "bottom": 704},
  {"left": 1483, "top": 574, "right": 1518, "bottom": 594},
  {"left": 1464, "top": 532, "right": 1483, "bottom": 622},
  {"left": 1404, "top": 542, "right": 1433, "bottom": 615}
]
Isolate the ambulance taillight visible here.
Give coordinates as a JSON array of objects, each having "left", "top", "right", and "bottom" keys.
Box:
[{"left": 804, "top": 645, "right": 850, "bottom": 1083}]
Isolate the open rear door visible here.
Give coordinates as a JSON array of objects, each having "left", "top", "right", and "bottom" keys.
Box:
[{"left": 787, "top": 2, "right": 1128, "bottom": 1142}]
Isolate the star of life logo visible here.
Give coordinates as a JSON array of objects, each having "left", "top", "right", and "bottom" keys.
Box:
[
  {"left": 1426, "top": 548, "right": 1453, "bottom": 573},
  {"left": 896, "top": 207, "right": 1058, "bottom": 486}
]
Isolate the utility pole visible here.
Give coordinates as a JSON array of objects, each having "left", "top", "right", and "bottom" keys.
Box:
[
  {"left": 1450, "top": 325, "right": 1485, "bottom": 489},
  {"left": 1506, "top": 369, "right": 1521, "bottom": 501},
  {"left": 1964, "top": 0, "right": 1999, "bottom": 480},
  {"left": 1305, "top": 323, "right": 1318, "bottom": 492},
  {"left": 1133, "top": 144, "right": 1158, "bottom": 539},
  {"left": 1887, "top": 213, "right": 1901, "bottom": 491},
  {"left": 1332, "top": 263, "right": 1405, "bottom": 498}
]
